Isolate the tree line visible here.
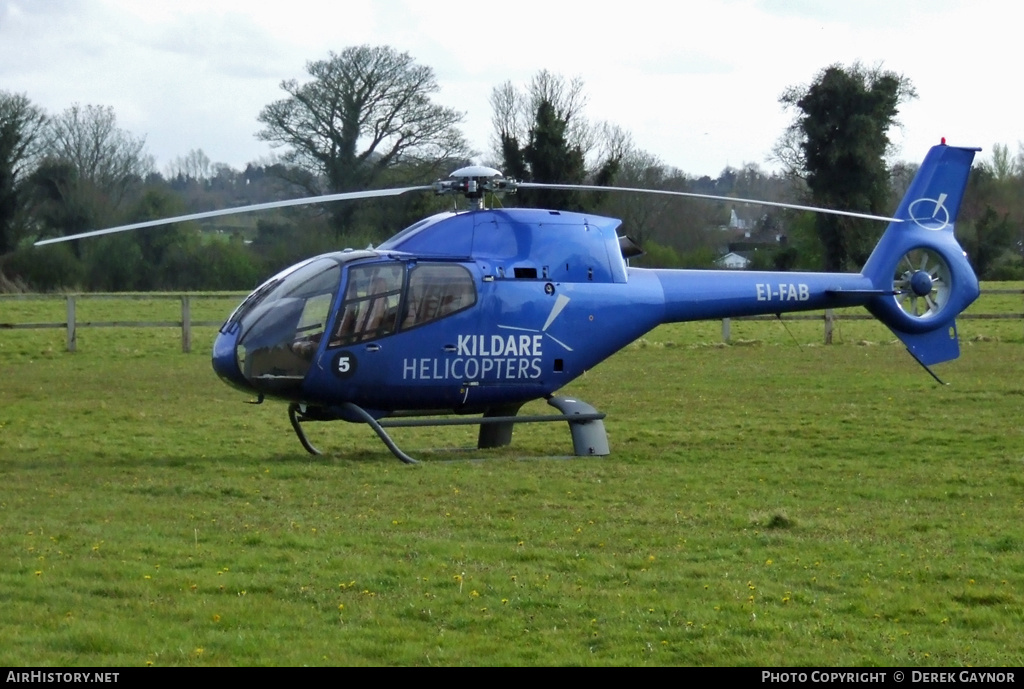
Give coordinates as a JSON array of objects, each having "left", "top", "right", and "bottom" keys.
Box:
[{"left": 1, "top": 46, "right": 1021, "bottom": 292}]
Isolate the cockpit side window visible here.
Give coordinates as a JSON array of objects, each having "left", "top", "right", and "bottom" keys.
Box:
[
  {"left": 326, "top": 262, "right": 476, "bottom": 347},
  {"left": 330, "top": 263, "right": 405, "bottom": 346},
  {"left": 402, "top": 264, "right": 476, "bottom": 330}
]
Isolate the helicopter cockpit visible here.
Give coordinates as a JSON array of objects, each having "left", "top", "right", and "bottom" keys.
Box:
[{"left": 212, "top": 249, "right": 477, "bottom": 397}]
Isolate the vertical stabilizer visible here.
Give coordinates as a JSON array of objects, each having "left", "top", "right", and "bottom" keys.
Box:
[{"left": 861, "top": 143, "right": 981, "bottom": 365}]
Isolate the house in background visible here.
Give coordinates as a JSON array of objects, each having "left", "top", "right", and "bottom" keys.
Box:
[
  {"left": 716, "top": 207, "right": 787, "bottom": 269},
  {"left": 716, "top": 251, "right": 752, "bottom": 269}
]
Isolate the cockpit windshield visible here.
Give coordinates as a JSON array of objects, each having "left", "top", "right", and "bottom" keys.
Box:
[{"left": 234, "top": 257, "right": 342, "bottom": 387}]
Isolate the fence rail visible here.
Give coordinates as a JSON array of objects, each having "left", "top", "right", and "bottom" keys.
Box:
[
  {"left": 2, "top": 290, "right": 1022, "bottom": 352},
  {"left": 0, "top": 293, "right": 246, "bottom": 353}
]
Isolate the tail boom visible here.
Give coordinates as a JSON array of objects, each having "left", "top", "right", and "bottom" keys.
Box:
[{"left": 652, "top": 269, "right": 878, "bottom": 324}]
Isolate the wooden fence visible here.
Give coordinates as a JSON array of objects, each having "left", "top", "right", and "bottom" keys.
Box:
[
  {"left": 0, "top": 293, "right": 246, "bottom": 353},
  {"left": 1, "top": 290, "right": 1022, "bottom": 353}
]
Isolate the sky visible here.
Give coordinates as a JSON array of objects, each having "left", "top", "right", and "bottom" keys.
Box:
[{"left": 1, "top": 0, "right": 1018, "bottom": 179}]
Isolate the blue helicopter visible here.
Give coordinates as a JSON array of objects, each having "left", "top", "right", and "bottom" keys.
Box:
[{"left": 37, "top": 142, "right": 981, "bottom": 463}]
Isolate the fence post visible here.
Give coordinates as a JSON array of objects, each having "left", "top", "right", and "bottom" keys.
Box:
[
  {"left": 824, "top": 309, "right": 834, "bottom": 345},
  {"left": 181, "top": 295, "right": 192, "bottom": 354},
  {"left": 66, "top": 295, "right": 77, "bottom": 352},
  {"left": 722, "top": 318, "right": 731, "bottom": 343}
]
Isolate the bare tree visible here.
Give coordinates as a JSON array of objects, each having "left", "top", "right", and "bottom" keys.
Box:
[
  {"left": 26, "top": 103, "right": 153, "bottom": 243},
  {"left": 257, "top": 45, "right": 469, "bottom": 204},
  {"left": 44, "top": 103, "right": 153, "bottom": 210},
  {"left": 597, "top": 147, "right": 668, "bottom": 246},
  {"left": 165, "top": 148, "right": 212, "bottom": 181},
  {"left": 489, "top": 80, "right": 522, "bottom": 157}
]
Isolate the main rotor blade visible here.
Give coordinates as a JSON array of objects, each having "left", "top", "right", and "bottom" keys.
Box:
[
  {"left": 33, "top": 185, "right": 434, "bottom": 246},
  {"left": 517, "top": 182, "right": 902, "bottom": 223}
]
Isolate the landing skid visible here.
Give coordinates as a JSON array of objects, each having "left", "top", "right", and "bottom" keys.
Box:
[{"left": 287, "top": 397, "right": 609, "bottom": 464}]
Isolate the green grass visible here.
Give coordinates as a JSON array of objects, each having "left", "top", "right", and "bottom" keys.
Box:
[{"left": 1, "top": 292, "right": 1023, "bottom": 666}]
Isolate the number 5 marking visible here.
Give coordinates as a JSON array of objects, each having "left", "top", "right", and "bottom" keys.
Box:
[{"left": 333, "top": 351, "right": 357, "bottom": 378}]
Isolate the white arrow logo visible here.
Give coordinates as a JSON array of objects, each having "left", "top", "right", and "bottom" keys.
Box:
[{"left": 498, "top": 294, "right": 573, "bottom": 351}]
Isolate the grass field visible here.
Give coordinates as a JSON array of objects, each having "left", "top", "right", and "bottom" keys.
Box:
[{"left": 1, "top": 287, "right": 1022, "bottom": 666}]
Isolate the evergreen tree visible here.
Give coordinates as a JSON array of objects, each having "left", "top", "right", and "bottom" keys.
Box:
[
  {"left": 776, "top": 64, "right": 915, "bottom": 271},
  {"left": 0, "top": 92, "right": 46, "bottom": 254}
]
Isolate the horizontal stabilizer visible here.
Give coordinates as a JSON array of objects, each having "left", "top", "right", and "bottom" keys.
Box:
[{"left": 824, "top": 288, "right": 893, "bottom": 297}]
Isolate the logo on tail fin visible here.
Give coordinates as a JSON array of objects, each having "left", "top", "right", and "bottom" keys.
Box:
[{"left": 908, "top": 194, "right": 950, "bottom": 231}]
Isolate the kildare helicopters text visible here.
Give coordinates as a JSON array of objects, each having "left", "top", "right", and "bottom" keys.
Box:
[{"left": 38, "top": 142, "right": 981, "bottom": 463}]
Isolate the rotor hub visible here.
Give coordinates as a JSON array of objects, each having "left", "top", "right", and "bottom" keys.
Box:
[
  {"left": 909, "top": 270, "right": 934, "bottom": 297},
  {"left": 432, "top": 165, "right": 518, "bottom": 209}
]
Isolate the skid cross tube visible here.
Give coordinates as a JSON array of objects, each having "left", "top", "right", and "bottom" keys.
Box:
[
  {"left": 376, "top": 413, "right": 605, "bottom": 428},
  {"left": 287, "top": 397, "right": 609, "bottom": 463}
]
